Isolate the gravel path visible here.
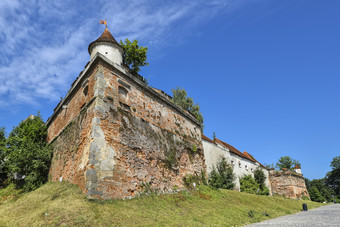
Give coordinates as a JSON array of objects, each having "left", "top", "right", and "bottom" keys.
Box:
[{"left": 246, "top": 204, "right": 340, "bottom": 227}]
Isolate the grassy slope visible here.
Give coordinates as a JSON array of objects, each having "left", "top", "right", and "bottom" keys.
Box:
[{"left": 0, "top": 182, "right": 324, "bottom": 226}]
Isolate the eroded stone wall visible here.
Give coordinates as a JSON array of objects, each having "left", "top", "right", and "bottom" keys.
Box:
[
  {"left": 47, "top": 55, "right": 206, "bottom": 199},
  {"left": 87, "top": 62, "right": 205, "bottom": 199},
  {"left": 49, "top": 105, "right": 94, "bottom": 191},
  {"left": 269, "top": 169, "right": 310, "bottom": 199},
  {"left": 47, "top": 65, "right": 98, "bottom": 191}
]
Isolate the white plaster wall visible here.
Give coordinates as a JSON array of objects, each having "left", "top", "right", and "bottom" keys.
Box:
[
  {"left": 229, "top": 153, "right": 259, "bottom": 190},
  {"left": 263, "top": 169, "right": 271, "bottom": 193},
  {"left": 202, "top": 139, "right": 271, "bottom": 193},
  {"left": 203, "top": 140, "right": 230, "bottom": 173},
  {"left": 90, "top": 42, "right": 123, "bottom": 66}
]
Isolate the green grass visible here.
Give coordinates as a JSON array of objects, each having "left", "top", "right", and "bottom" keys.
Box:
[{"left": 0, "top": 182, "right": 325, "bottom": 226}]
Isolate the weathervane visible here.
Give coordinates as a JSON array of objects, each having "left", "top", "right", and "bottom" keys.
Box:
[{"left": 99, "top": 19, "right": 107, "bottom": 29}]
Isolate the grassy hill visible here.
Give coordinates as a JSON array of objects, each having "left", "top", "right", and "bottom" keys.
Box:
[{"left": 0, "top": 182, "right": 324, "bottom": 226}]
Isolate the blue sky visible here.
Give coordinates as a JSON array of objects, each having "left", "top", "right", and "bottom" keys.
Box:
[{"left": 0, "top": 0, "right": 339, "bottom": 180}]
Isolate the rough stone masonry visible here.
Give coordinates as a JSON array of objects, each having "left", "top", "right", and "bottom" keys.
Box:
[{"left": 46, "top": 28, "right": 206, "bottom": 199}]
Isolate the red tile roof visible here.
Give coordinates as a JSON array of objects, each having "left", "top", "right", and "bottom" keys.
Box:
[
  {"left": 88, "top": 28, "right": 120, "bottom": 54},
  {"left": 243, "top": 151, "right": 256, "bottom": 162},
  {"left": 202, "top": 134, "right": 216, "bottom": 144},
  {"left": 202, "top": 136, "right": 267, "bottom": 169},
  {"left": 214, "top": 138, "right": 249, "bottom": 160},
  {"left": 243, "top": 151, "right": 266, "bottom": 168}
]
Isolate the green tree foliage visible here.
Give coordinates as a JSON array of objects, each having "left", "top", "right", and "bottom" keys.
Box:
[
  {"left": 208, "top": 158, "right": 235, "bottom": 190},
  {"left": 0, "top": 127, "right": 7, "bottom": 186},
  {"left": 119, "top": 39, "right": 149, "bottom": 75},
  {"left": 240, "top": 175, "right": 259, "bottom": 194},
  {"left": 308, "top": 186, "right": 325, "bottom": 203},
  {"left": 325, "top": 156, "right": 340, "bottom": 198},
  {"left": 6, "top": 114, "right": 52, "bottom": 191},
  {"left": 276, "top": 156, "right": 301, "bottom": 170},
  {"left": 254, "top": 167, "right": 270, "bottom": 195},
  {"left": 171, "top": 87, "right": 204, "bottom": 127},
  {"left": 305, "top": 156, "right": 340, "bottom": 203},
  {"left": 264, "top": 163, "right": 274, "bottom": 169},
  {"left": 305, "top": 177, "right": 336, "bottom": 202}
]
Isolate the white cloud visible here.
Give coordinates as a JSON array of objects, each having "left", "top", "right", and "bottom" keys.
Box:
[{"left": 0, "top": 0, "right": 248, "bottom": 107}]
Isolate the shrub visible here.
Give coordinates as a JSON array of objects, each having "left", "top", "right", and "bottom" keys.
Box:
[
  {"left": 183, "top": 172, "right": 205, "bottom": 190},
  {"left": 183, "top": 174, "right": 203, "bottom": 189},
  {"left": 240, "top": 175, "right": 259, "bottom": 194},
  {"left": 208, "top": 158, "right": 235, "bottom": 190},
  {"left": 248, "top": 210, "right": 255, "bottom": 218},
  {"left": 260, "top": 186, "right": 270, "bottom": 196}
]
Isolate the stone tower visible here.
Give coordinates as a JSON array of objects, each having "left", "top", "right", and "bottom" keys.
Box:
[
  {"left": 88, "top": 28, "right": 124, "bottom": 66},
  {"left": 47, "top": 28, "right": 206, "bottom": 199}
]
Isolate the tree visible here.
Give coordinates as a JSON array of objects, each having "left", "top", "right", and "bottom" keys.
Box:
[
  {"left": 208, "top": 158, "right": 235, "bottom": 190},
  {"left": 264, "top": 163, "right": 274, "bottom": 169},
  {"left": 305, "top": 177, "right": 335, "bottom": 202},
  {"left": 0, "top": 127, "right": 7, "bottom": 186},
  {"left": 171, "top": 87, "right": 204, "bottom": 127},
  {"left": 276, "top": 156, "right": 301, "bottom": 170},
  {"left": 309, "top": 186, "right": 325, "bottom": 203},
  {"left": 254, "top": 167, "right": 270, "bottom": 195},
  {"left": 325, "top": 156, "right": 340, "bottom": 198},
  {"left": 6, "top": 114, "right": 52, "bottom": 191},
  {"left": 119, "top": 39, "right": 149, "bottom": 75}
]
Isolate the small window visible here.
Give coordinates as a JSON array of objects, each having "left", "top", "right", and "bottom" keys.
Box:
[
  {"left": 239, "top": 161, "right": 241, "bottom": 168},
  {"left": 105, "top": 52, "right": 108, "bottom": 54},
  {"left": 245, "top": 165, "right": 248, "bottom": 171},
  {"left": 231, "top": 160, "right": 235, "bottom": 166},
  {"left": 83, "top": 85, "right": 88, "bottom": 96},
  {"left": 251, "top": 168, "right": 253, "bottom": 172}
]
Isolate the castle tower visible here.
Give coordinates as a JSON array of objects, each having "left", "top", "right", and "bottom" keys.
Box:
[
  {"left": 294, "top": 165, "right": 302, "bottom": 174},
  {"left": 88, "top": 28, "right": 124, "bottom": 66}
]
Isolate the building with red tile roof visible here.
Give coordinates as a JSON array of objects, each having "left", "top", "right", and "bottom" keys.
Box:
[{"left": 202, "top": 135, "right": 271, "bottom": 193}]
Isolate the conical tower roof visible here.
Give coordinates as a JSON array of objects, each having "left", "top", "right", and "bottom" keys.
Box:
[{"left": 88, "top": 28, "right": 120, "bottom": 54}]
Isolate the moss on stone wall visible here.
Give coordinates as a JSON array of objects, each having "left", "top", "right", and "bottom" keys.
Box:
[{"left": 49, "top": 105, "right": 90, "bottom": 183}]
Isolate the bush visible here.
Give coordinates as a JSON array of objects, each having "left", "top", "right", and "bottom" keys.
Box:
[
  {"left": 6, "top": 114, "right": 52, "bottom": 191},
  {"left": 183, "top": 174, "right": 201, "bottom": 190},
  {"left": 208, "top": 158, "right": 235, "bottom": 190},
  {"left": 240, "top": 175, "right": 259, "bottom": 194},
  {"left": 260, "top": 186, "right": 270, "bottom": 196}
]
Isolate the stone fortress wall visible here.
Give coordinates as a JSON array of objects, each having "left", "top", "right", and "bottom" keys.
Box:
[
  {"left": 47, "top": 52, "right": 205, "bottom": 199},
  {"left": 46, "top": 28, "right": 309, "bottom": 200},
  {"left": 269, "top": 168, "right": 310, "bottom": 199}
]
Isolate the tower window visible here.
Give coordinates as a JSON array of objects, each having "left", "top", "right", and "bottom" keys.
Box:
[{"left": 105, "top": 52, "right": 108, "bottom": 54}]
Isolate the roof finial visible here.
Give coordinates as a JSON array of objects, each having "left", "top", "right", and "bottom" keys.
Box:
[{"left": 99, "top": 19, "right": 107, "bottom": 30}]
